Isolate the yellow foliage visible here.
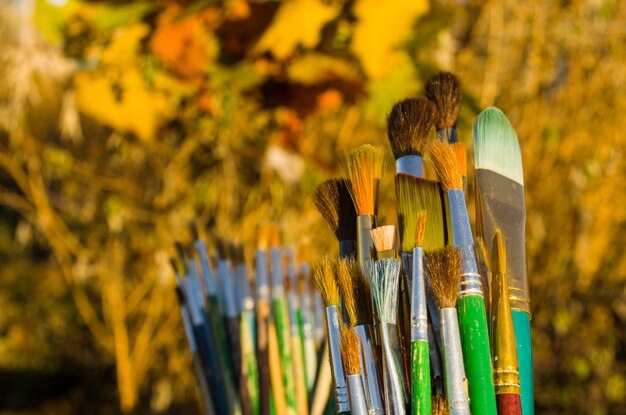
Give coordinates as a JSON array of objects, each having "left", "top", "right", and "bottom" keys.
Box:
[
  {"left": 352, "top": 0, "right": 429, "bottom": 79},
  {"left": 99, "top": 24, "right": 149, "bottom": 66},
  {"left": 287, "top": 52, "right": 361, "bottom": 85},
  {"left": 254, "top": 0, "right": 340, "bottom": 59}
]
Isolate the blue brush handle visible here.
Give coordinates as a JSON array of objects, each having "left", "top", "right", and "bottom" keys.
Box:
[{"left": 512, "top": 310, "right": 533, "bottom": 415}]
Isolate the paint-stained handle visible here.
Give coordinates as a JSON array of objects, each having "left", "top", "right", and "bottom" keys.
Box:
[
  {"left": 512, "top": 310, "right": 534, "bottom": 415},
  {"left": 410, "top": 340, "right": 431, "bottom": 415}
]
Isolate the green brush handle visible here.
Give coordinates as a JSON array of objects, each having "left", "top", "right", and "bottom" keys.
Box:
[
  {"left": 410, "top": 340, "right": 431, "bottom": 415},
  {"left": 457, "top": 295, "right": 497, "bottom": 415},
  {"left": 272, "top": 298, "right": 298, "bottom": 414},
  {"left": 512, "top": 310, "right": 534, "bottom": 415}
]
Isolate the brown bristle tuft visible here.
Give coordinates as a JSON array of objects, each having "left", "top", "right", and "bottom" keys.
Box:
[
  {"left": 227, "top": 241, "right": 237, "bottom": 262},
  {"left": 297, "top": 273, "right": 307, "bottom": 297},
  {"left": 257, "top": 223, "right": 272, "bottom": 250},
  {"left": 415, "top": 211, "right": 427, "bottom": 248},
  {"left": 340, "top": 144, "right": 386, "bottom": 216},
  {"left": 237, "top": 243, "right": 246, "bottom": 264},
  {"left": 426, "top": 247, "right": 461, "bottom": 308},
  {"left": 432, "top": 394, "right": 450, "bottom": 415},
  {"left": 387, "top": 97, "right": 438, "bottom": 158},
  {"left": 189, "top": 221, "right": 200, "bottom": 241},
  {"left": 340, "top": 324, "right": 361, "bottom": 375},
  {"left": 313, "top": 257, "right": 340, "bottom": 306},
  {"left": 427, "top": 140, "right": 463, "bottom": 191},
  {"left": 214, "top": 236, "right": 228, "bottom": 259},
  {"left": 451, "top": 142, "right": 467, "bottom": 177},
  {"left": 269, "top": 224, "right": 281, "bottom": 248},
  {"left": 313, "top": 178, "right": 357, "bottom": 242},
  {"left": 425, "top": 71, "right": 462, "bottom": 130},
  {"left": 370, "top": 225, "right": 397, "bottom": 253},
  {"left": 175, "top": 241, "right": 187, "bottom": 261},
  {"left": 337, "top": 258, "right": 372, "bottom": 325},
  {"left": 170, "top": 256, "right": 183, "bottom": 275}
]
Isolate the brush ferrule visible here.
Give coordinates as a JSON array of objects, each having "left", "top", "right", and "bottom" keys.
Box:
[
  {"left": 395, "top": 155, "right": 425, "bottom": 178},
  {"left": 339, "top": 240, "right": 357, "bottom": 259},
  {"left": 218, "top": 259, "right": 237, "bottom": 318},
  {"left": 357, "top": 215, "right": 375, "bottom": 275},
  {"left": 325, "top": 306, "right": 350, "bottom": 413},
  {"left": 179, "top": 302, "right": 197, "bottom": 352},
  {"left": 194, "top": 239, "right": 217, "bottom": 296},
  {"left": 186, "top": 259, "right": 207, "bottom": 313},
  {"left": 255, "top": 250, "right": 270, "bottom": 302},
  {"left": 381, "top": 322, "right": 408, "bottom": 415},
  {"left": 238, "top": 263, "right": 255, "bottom": 312},
  {"left": 441, "top": 308, "right": 471, "bottom": 415},
  {"left": 354, "top": 324, "right": 384, "bottom": 414},
  {"left": 347, "top": 374, "right": 369, "bottom": 415},
  {"left": 494, "top": 367, "right": 521, "bottom": 395},
  {"left": 438, "top": 127, "right": 457, "bottom": 143},
  {"left": 184, "top": 269, "right": 204, "bottom": 326},
  {"left": 411, "top": 247, "right": 428, "bottom": 342},
  {"left": 270, "top": 247, "right": 284, "bottom": 299},
  {"left": 377, "top": 249, "right": 396, "bottom": 259}
]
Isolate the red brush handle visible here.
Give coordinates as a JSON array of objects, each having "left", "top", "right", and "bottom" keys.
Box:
[{"left": 497, "top": 393, "right": 522, "bottom": 415}]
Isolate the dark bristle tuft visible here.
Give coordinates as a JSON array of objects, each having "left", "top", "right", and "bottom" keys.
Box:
[
  {"left": 313, "top": 257, "right": 340, "bottom": 306},
  {"left": 426, "top": 247, "right": 461, "bottom": 308},
  {"left": 425, "top": 71, "right": 462, "bottom": 130},
  {"left": 427, "top": 140, "right": 463, "bottom": 191},
  {"left": 215, "top": 236, "right": 227, "bottom": 258},
  {"left": 313, "top": 179, "right": 357, "bottom": 242},
  {"left": 337, "top": 258, "right": 372, "bottom": 326},
  {"left": 340, "top": 324, "right": 361, "bottom": 375},
  {"left": 189, "top": 221, "right": 200, "bottom": 241},
  {"left": 387, "top": 97, "right": 438, "bottom": 158},
  {"left": 175, "top": 242, "right": 187, "bottom": 261}
]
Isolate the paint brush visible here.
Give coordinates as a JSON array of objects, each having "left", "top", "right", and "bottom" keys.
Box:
[
  {"left": 410, "top": 212, "right": 431, "bottom": 415},
  {"left": 427, "top": 247, "right": 470, "bottom": 415},
  {"left": 425, "top": 71, "right": 462, "bottom": 143},
  {"left": 337, "top": 259, "right": 384, "bottom": 414},
  {"left": 473, "top": 106, "right": 533, "bottom": 415},
  {"left": 387, "top": 97, "right": 438, "bottom": 178},
  {"left": 371, "top": 224, "right": 398, "bottom": 259},
  {"left": 491, "top": 230, "right": 522, "bottom": 415},
  {"left": 429, "top": 140, "right": 497, "bottom": 415},
  {"left": 370, "top": 258, "right": 408, "bottom": 415},
  {"left": 313, "top": 178, "right": 358, "bottom": 258},
  {"left": 313, "top": 257, "right": 350, "bottom": 414},
  {"left": 255, "top": 224, "right": 272, "bottom": 415},
  {"left": 340, "top": 325, "right": 368, "bottom": 415},
  {"left": 298, "top": 263, "right": 318, "bottom": 394}
]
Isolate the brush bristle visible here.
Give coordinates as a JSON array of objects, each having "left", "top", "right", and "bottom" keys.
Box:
[
  {"left": 269, "top": 225, "right": 281, "bottom": 248},
  {"left": 297, "top": 273, "right": 307, "bottom": 297},
  {"left": 492, "top": 229, "right": 506, "bottom": 277},
  {"left": 425, "top": 71, "right": 462, "bottom": 130},
  {"left": 451, "top": 142, "right": 467, "bottom": 177},
  {"left": 337, "top": 258, "right": 358, "bottom": 325},
  {"left": 340, "top": 324, "right": 361, "bottom": 375},
  {"left": 337, "top": 258, "right": 372, "bottom": 326},
  {"left": 426, "top": 247, "right": 461, "bottom": 308},
  {"left": 313, "top": 179, "right": 357, "bottom": 242},
  {"left": 427, "top": 140, "right": 463, "bottom": 191},
  {"left": 175, "top": 241, "right": 187, "bottom": 261},
  {"left": 369, "top": 258, "right": 401, "bottom": 324},
  {"left": 313, "top": 257, "right": 340, "bottom": 306},
  {"left": 416, "top": 178, "right": 445, "bottom": 252},
  {"left": 415, "top": 211, "right": 427, "bottom": 248},
  {"left": 237, "top": 243, "right": 246, "bottom": 264},
  {"left": 215, "top": 236, "right": 228, "bottom": 259},
  {"left": 395, "top": 174, "right": 419, "bottom": 253},
  {"left": 170, "top": 256, "right": 182, "bottom": 275},
  {"left": 341, "top": 144, "right": 386, "bottom": 216},
  {"left": 370, "top": 225, "right": 397, "bottom": 253},
  {"left": 189, "top": 221, "right": 200, "bottom": 241},
  {"left": 387, "top": 97, "right": 438, "bottom": 158},
  {"left": 432, "top": 395, "right": 449, "bottom": 415},
  {"left": 473, "top": 107, "right": 524, "bottom": 186},
  {"left": 257, "top": 223, "right": 272, "bottom": 250}
]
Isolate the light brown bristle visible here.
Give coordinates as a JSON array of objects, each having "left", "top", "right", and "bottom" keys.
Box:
[
  {"left": 337, "top": 258, "right": 372, "bottom": 326},
  {"left": 313, "top": 179, "right": 357, "bottom": 242},
  {"left": 257, "top": 223, "right": 272, "bottom": 250},
  {"left": 313, "top": 257, "right": 340, "bottom": 306},
  {"left": 451, "top": 142, "right": 467, "bottom": 177},
  {"left": 340, "top": 324, "right": 361, "bottom": 375},
  {"left": 370, "top": 225, "right": 397, "bottom": 253},
  {"left": 297, "top": 273, "right": 307, "bottom": 297},
  {"left": 415, "top": 211, "right": 427, "bottom": 248},
  {"left": 426, "top": 247, "right": 461, "bottom": 308},
  {"left": 386, "top": 97, "right": 438, "bottom": 158},
  {"left": 425, "top": 71, "right": 462, "bottom": 130},
  {"left": 340, "top": 144, "right": 386, "bottom": 216},
  {"left": 269, "top": 225, "right": 281, "bottom": 248},
  {"left": 432, "top": 394, "right": 450, "bottom": 415},
  {"left": 427, "top": 140, "right": 463, "bottom": 191}
]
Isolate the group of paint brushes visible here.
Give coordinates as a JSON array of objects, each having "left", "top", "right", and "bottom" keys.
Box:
[{"left": 311, "top": 72, "right": 534, "bottom": 415}]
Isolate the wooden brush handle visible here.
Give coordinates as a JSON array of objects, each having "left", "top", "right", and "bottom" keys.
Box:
[{"left": 497, "top": 393, "right": 522, "bottom": 415}]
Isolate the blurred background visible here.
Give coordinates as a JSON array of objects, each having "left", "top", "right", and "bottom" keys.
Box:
[{"left": 1, "top": 0, "right": 626, "bottom": 413}]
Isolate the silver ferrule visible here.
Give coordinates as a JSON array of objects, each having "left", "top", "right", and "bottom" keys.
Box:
[
  {"left": 381, "top": 323, "right": 408, "bottom": 415},
  {"left": 270, "top": 247, "right": 284, "bottom": 299},
  {"left": 194, "top": 239, "right": 217, "bottom": 296},
  {"left": 218, "top": 260, "right": 237, "bottom": 318},
  {"left": 411, "top": 247, "right": 428, "bottom": 342},
  {"left": 187, "top": 259, "right": 207, "bottom": 313},
  {"left": 238, "top": 263, "right": 255, "bottom": 313},
  {"left": 326, "top": 306, "right": 350, "bottom": 413},
  {"left": 395, "top": 155, "right": 425, "bottom": 178},
  {"left": 356, "top": 215, "right": 375, "bottom": 274},
  {"left": 441, "top": 308, "right": 471, "bottom": 415},
  {"left": 184, "top": 270, "right": 204, "bottom": 326},
  {"left": 447, "top": 190, "right": 483, "bottom": 297},
  {"left": 438, "top": 127, "right": 457, "bottom": 143},
  {"left": 255, "top": 250, "right": 270, "bottom": 302},
  {"left": 347, "top": 374, "right": 369, "bottom": 415},
  {"left": 354, "top": 324, "right": 384, "bottom": 414}
]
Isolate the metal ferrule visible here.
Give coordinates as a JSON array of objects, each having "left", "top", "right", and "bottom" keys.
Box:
[
  {"left": 255, "top": 250, "right": 270, "bottom": 302},
  {"left": 270, "top": 247, "right": 284, "bottom": 299},
  {"left": 441, "top": 308, "right": 470, "bottom": 415},
  {"left": 218, "top": 259, "right": 237, "bottom": 318},
  {"left": 339, "top": 240, "right": 357, "bottom": 259},
  {"left": 357, "top": 215, "right": 375, "bottom": 275},
  {"left": 410, "top": 247, "right": 428, "bottom": 342},
  {"left": 194, "top": 239, "right": 217, "bottom": 296},
  {"left": 326, "top": 306, "right": 350, "bottom": 413},
  {"left": 184, "top": 271, "right": 204, "bottom": 326},
  {"left": 446, "top": 190, "right": 483, "bottom": 297},
  {"left": 238, "top": 263, "right": 255, "bottom": 313},
  {"left": 347, "top": 374, "right": 369, "bottom": 415},
  {"left": 494, "top": 367, "right": 521, "bottom": 395},
  {"left": 395, "top": 155, "right": 425, "bottom": 178},
  {"left": 187, "top": 259, "right": 207, "bottom": 314},
  {"left": 354, "top": 324, "right": 384, "bottom": 414},
  {"left": 381, "top": 323, "right": 408, "bottom": 415},
  {"left": 437, "top": 127, "right": 458, "bottom": 143}
]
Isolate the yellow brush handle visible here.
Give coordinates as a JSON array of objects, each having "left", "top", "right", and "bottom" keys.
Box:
[{"left": 269, "top": 321, "right": 287, "bottom": 415}]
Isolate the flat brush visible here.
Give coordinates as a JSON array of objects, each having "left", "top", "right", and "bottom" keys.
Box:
[
  {"left": 473, "top": 107, "right": 533, "bottom": 415},
  {"left": 371, "top": 224, "right": 397, "bottom": 259},
  {"left": 491, "top": 230, "right": 522, "bottom": 415},
  {"left": 427, "top": 247, "right": 470, "bottom": 415},
  {"left": 387, "top": 97, "right": 438, "bottom": 178},
  {"left": 425, "top": 71, "right": 462, "bottom": 143},
  {"left": 429, "top": 140, "right": 497, "bottom": 415},
  {"left": 313, "top": 179, "right": 358, "bottom": 258},
  {"left": 370, "top": 258, "right": 408, "bottom": 415},
  {"left": 337, "top": 259, "right": 383, "bottom": 414},
  {"left": 410, "top": 212, "right": 431, "bottom": 415},
  {"left": 313, "top": 257, "right": 350, "bottom": 414},
  {"left": 340, "top": 325, "right": 368, "bottom": 415}
]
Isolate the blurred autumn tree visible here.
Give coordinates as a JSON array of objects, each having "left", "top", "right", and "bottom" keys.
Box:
[{"left": 1, "top": 0, "right": 626, "bottom": 414}]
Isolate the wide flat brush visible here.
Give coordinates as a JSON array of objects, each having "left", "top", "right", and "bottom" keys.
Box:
[
  {"left": 425, "top": 71, "right": 462, "bottom": 143},
  {"left": 427, "top": 247, "right": 470, "bottom": 415},
  {"left": 492, "top": 230, "right": 522, "bottom": 415},
  {"left": 429, "top": 140, "right": 497, "bottom": 415},
  {"left": 473, "top": 106, "right": 533, "bottom": 415},
  {"left": 387, "top": 97, "right": 437, "bottom": 178},
  {"left": 313, "top": 179, "right": 358, "bottom": 258}
]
